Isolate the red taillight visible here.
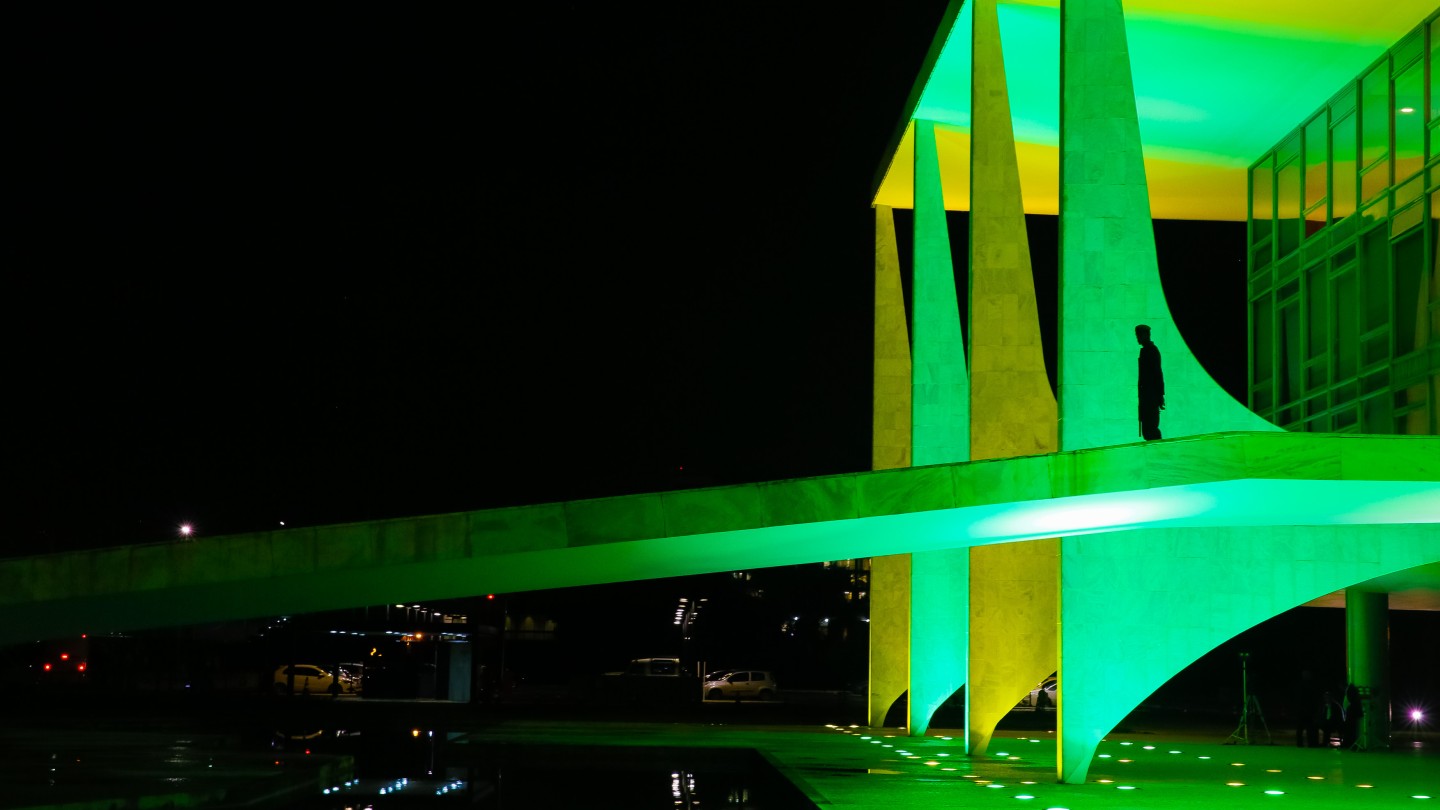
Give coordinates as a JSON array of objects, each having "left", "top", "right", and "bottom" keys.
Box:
[
  {"left": 60, "top": 653, "right": 69, "bottom": 661},
  {"left": 78, "top": 663, "right": 87, "bottom": 672},
  {"left": 43, "top": 663, "right": 52, "bottom": 672}
]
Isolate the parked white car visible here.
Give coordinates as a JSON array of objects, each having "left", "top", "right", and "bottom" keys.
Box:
[
  {"left": 1019, "top": 675, "right": 1057, "bottom": 709},
  {"left": 703, "top": 670, "right": 778, "bottom": 701}
]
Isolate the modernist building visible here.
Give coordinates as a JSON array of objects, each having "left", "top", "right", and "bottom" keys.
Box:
[
  {"left": 865, "top": 0, "right": 1440, "bottom": 781},
  {"left": 1248, "top": 10, "right": 1440, "bottom": 437}
]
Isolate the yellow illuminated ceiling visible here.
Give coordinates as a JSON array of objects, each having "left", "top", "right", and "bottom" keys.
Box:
[{"left": 874, "top": 0, "right": 1437, "bottom": 220}]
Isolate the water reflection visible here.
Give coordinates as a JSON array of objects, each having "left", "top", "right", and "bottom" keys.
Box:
[{"left": 278, "top": 729, "right": 809, "bottom": 809}]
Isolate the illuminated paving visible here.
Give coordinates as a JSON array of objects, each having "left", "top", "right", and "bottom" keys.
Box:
[{"left": 466, "top": 720, "right": 1440, "bottom": 809}]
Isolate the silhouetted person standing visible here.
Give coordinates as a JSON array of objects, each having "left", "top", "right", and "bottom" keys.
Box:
[
  {"left": 1319, "top": 690, "right": 1342, "bottom": 745},
  {"left": 1136, "top": 324, "right": 1164, "bottom": 440},
  {"left": 1340, "top": 683, "right": 1365, "bottom": 749}
]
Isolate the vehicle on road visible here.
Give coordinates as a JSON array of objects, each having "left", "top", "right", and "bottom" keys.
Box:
[
  {"left": 273, "top": 664, "right": 350, "bottom": 695},
  {"left": 703, "top": 670, "right": 778, "bottom": 701},
  {"left": 594, "top": 657, "right": 697, "bottom": 705},
  {"left": 1019, "top": 675, "right": 1057, "bottom": 709},
  {"left": 618, "top": 657, "right": 683, "bottom": 677}
]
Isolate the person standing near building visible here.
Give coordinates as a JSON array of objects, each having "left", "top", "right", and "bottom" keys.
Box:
[
  {"left": 1136, "top": 324, "right": 1165, "bottom": 440},
  {"left": 1340, "top": 683, "right": 1365, "bottom": 749}
]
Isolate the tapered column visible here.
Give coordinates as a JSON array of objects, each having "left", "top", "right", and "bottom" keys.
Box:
[
  {"left": 869, "top": 554, "right": 910, "bottom": 726},
  {"left": 1058, "top": 525, "right": 1434, "bottom": 784},
  {"left": 1057, "top": 0, "right": 1273, "bottom": 452},
  {"left": 912, "top": 119, "right": 970, "bottom": 466},
  {"left": 874, "top": 204, "right": 913, "bottom": 471},
  {"left": 909, "top": 548, "right": 968, "bottom": 734},
  {"left": 906, "top": 119, "right": 971, "bottom": 736},
  {"left": 868, "top": 208, "right": 913, "bottom": 727},
  {"left": 966, "top": 0, "right": 1060, "bottom": 756},
  {"left": 1346, "top": 590, "right": 1390, "bottom": 750}
]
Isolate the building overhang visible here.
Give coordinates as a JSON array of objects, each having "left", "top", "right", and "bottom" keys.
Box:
[{"left": 873, "top": 0, "right": 1436, "bottom": 220}]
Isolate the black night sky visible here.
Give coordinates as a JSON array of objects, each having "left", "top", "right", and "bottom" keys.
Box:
[
  {"left": 8, "top": 3, "right": 1437, "bottom": 726},
  {"left": 9, "top": 3, "right": 1246, "bottom": 554}
]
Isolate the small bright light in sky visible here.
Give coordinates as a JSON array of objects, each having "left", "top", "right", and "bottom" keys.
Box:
[{"left": 179, "top": 524, "right": 193, "bottom": 537}]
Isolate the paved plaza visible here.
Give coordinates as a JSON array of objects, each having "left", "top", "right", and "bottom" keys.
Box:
[{"left": 466, "top": 718, "right": 1440, "bottom": 809}]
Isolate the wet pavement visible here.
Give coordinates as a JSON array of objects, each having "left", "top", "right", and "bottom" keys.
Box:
[{"left": 2, "top": 695, "right": 1436, "bottom": 808}]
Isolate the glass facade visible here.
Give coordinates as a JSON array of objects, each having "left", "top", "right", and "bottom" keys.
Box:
[{"left": 1248, "top": 10, "right": 1440, "bottom": 436}]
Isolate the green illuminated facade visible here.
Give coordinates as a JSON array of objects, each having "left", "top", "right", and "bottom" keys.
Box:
[
  {"left": 869, "top": 0, "right": 1440, "bottom": 784},
  {"left": 1248, "top": 10, "right": 1440, "bottom": 436}
]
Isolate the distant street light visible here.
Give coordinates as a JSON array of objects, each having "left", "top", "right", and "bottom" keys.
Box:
[{"left": 179, "top": 524, "right": 193, "bottom": 540}]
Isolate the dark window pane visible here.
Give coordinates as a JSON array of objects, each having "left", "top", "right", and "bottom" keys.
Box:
[
  {"left": 1362, "top": 394, "right": 1390, "bottom": 433},
  {"left": 1279, "top": 278, "right": 1300, "bottom": 302},
  {"left": 1334, "top": 270, "right": 1358, "bottom": 380},
  {"left": 1278, "top": 160, "right": 1301, "bottom": 258},
  {"left": 1393, "top": 230, "right": 1424, "bottom": 354},
  {"left": 1361, "top": 226, "right": 1390, "bottom": 331},
  {"left": 1252, "top": 245, "right": 1272, "bottom": 273},
  {"left": 1253, "top": 386, "right": 1272, "bottom": 412},
  {"left": 1280, "top": 302, "right": 1302, "bottom": 404},
  {"left": 1252, "top": 294, "right": 1273, "bottom": 385},
  {"left": 1334, "top": 406, "right": 1358, "bottom": 430},
  {"left": 1363, "top": 334, "right": 1391, "bottom": 367},
  {"left": 1306, "top": 263, "right": 1328, "bottom": 360}
]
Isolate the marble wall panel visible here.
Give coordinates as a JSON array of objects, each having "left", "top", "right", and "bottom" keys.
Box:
[
  {"left": 856, "top": 465, "right": 955, "bottom": 518},
  {"left": 127, "top": 545, "right": 177, "bottom": 591},
  {"left": 661, "top": 485, "right": 767, "bottom": 538},
  {"left": 467, "top": 503, "right": 568, "bottom": 556},
  {"left": 760, "top": 475, "right": 859, "bottom": 527},
  {"left": 565, "top": 494, "right": 667, "bottom": 547},
  {"left": 316, "top": 524, "right": 381, "bottom": 569},
  {"left": 269, "top": 528, "right": 318, "bottom": 577}
]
